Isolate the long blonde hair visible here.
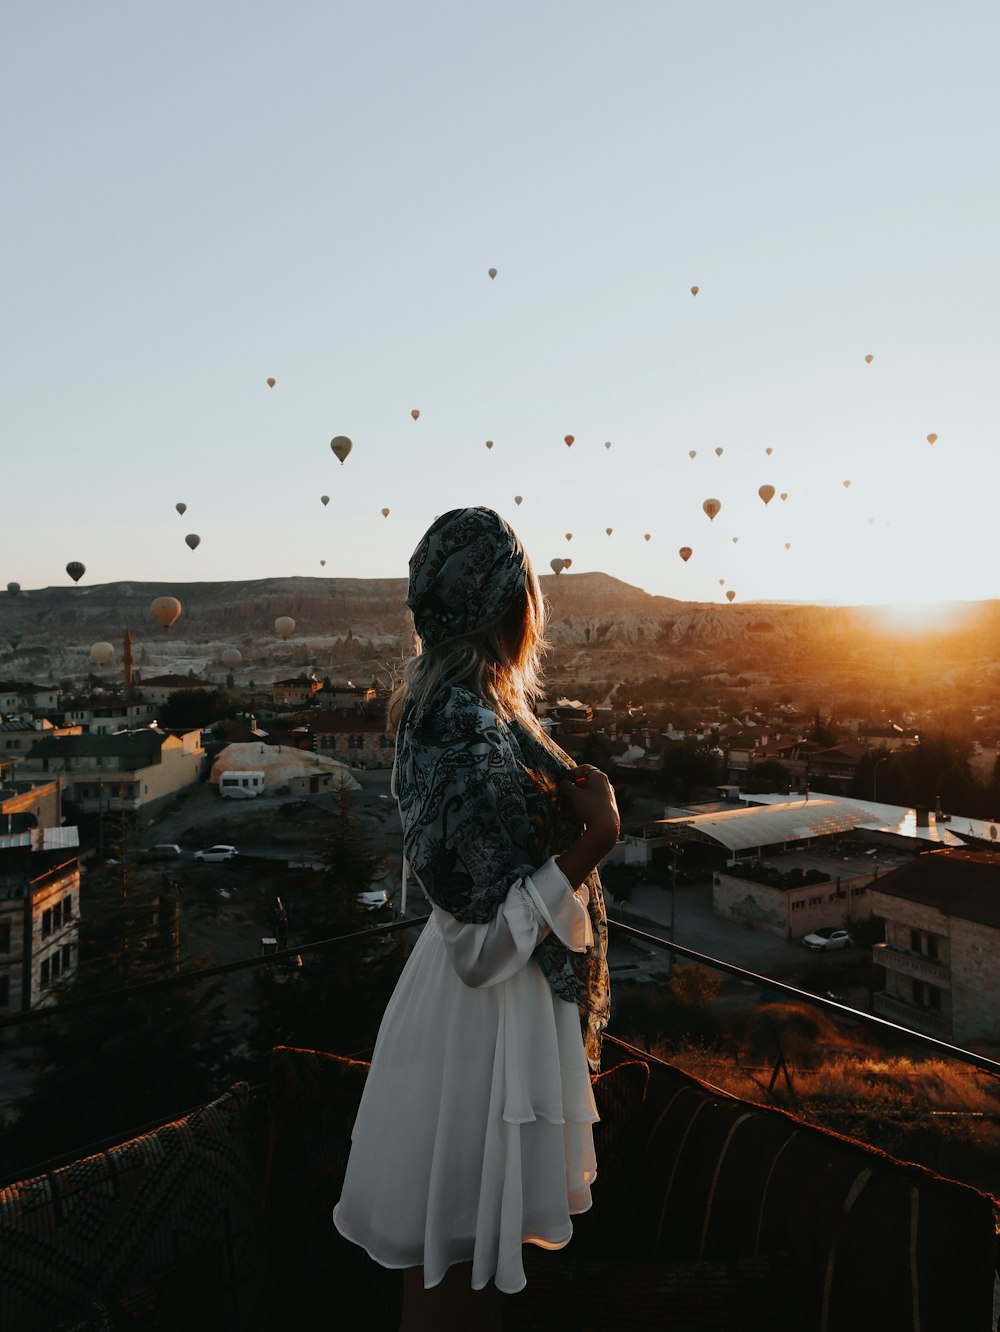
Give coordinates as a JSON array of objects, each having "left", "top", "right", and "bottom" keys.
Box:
[{"left": 388, "top": 560, "right": 547, "bottom": 733}]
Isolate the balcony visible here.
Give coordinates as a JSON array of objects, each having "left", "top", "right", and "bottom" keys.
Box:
[
  {"left": 872, "top": 941, "right": 951, "bottom": 987},
  {"left": 873, "top": 989, "right": 950, "bottom": 1040},
  {"left": 2, "top": 912, "right": 999, "bottom": 1330}
]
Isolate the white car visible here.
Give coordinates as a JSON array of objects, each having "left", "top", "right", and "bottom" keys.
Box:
[
  {"left": 357, "top": 888, "right": 389, "bottom": 910},
  {"left": 802, "top": 927, "right": 851, "bottom": 952},
  {"left": 194, "top": 844, "right": 238, "bottom": 863}
]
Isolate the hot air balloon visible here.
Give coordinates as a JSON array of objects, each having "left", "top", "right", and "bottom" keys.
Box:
[
  {"left": 66, "top": 562, "right": 85, "bottom": 583},
  {"left": 784, "top": 542, "right": 791, "bottom": 550},
  {"left": 275, "top": 616, "right": 295, "bottom": 640},
  {"left": 868, "top": 517, "right": 876, "bottom": 525},
  {"left": 690, "top": 286, "right": 699, "bottom": 296},
  {"left": 565, "top": 533, "right": 572, "bottom": 542},
  {"left": 564, "top": 435, "right": 574, "bottom": 447},
  {"left": 719, "top": 579, "right": 725, "bottom": 587},
  {"left": 411, "top": 409, "right": 420, "bottom": 421},
  {"left": 550, "top": 558, "right": 565, "bottom": 575},
  {"left": 604, "top": 441, "right": 612, "bottom": 450},
  {"left": 606, "top": 528, "right": 613, "bottom": 536},
  {"left": 6, "top": 582, "right": 19, "bottom": 597},
  {"left": 765, "top": 447, "right": 773, "bottom": 456},
  {"left": 780, "top": 492, "right": 788, "bottom": 502},
  {"left": 758, "top": 485, "right": 775, "bottom": 505},
  {"left": 175, "top": 502, "right": 187, "bottom": 515},
  {"left": 688, "top": 450, "right": 697, "bottom": 459},
  {"left": 8, "top": 633, "right": 21, "bottom": 650},
  {"left": 90, "top": 642, "right": 114, "bottom": 665},
  {"left": 222, "top": 648, "right": 242, "bottom": 669},
  {"left": 842, "top": 480, "right": 851, "bottom": 490},
  {"left": 485, "top": 440, "right": 494, "bottom": 450},
  {"left": 732, "top": 537, "right": 739, "bottom": 544},
  {"left": 381, "top": 508, "right": 390, "bottom": 518},
  {"left": 488, "top": 267, "right": 497, "bottom": 279},
  {"left": 320, "top": 559, "right": 326, "bottom": 567},
  {"left": 703, "top": 499, "right": 721, "bottom": 521},
  {"left": 678, "top": 547, "right": 692, "bottom": 562},
  {"left": 726, "top": 590, "right": 736, "bottom": 602},
  {"left": 514, "top": 496, "right": 523, "bottom": 506},
  {"left": 151, "top": 596, "right": 182, "bottom": 630},
  {"left": 644, "top": 533, "right": 651, "bottom": 542},
  {"left": 563, "top": 559, "right": 573, "bottom": 570},
  {"left": 266, "top": 377, "right": 276, "bottom": 388},
  {"left": 927, "top": 433, "right": 937, "bottom": 444},
  {"left": 185, "top": 533, "right": 201, "bottom": 551},
  {"left": 865, "top": 354, "right": 874, "bottom": 364},
  {"left": 330, "top": 436, "right": 352, "bottom": 464},
  {"left": 715, "top": 447, "right": 724, "bottom": 457},
  {"left": 321, "top": 495, "right": 330, "bottom": 506}
]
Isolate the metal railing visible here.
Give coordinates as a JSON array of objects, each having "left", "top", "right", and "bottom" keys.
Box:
[{"left": 4, "top": 907, "right": 1000, "bottom": 1189}]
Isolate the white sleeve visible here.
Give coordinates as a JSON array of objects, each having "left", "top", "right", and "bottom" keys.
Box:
[{"left": 431, "top": 856, "right": 593, "bottom": 989}]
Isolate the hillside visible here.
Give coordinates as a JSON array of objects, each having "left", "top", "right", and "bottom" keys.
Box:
[{"left": 3, "top": 574, "right": 1000, "bottom": 706}]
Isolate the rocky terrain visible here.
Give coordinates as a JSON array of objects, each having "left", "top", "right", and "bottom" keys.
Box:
[{"left": 3, "top": 573, "right": 1000, "bottom": 705}]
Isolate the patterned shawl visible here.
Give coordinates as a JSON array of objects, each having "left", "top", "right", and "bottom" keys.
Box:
[{"left": 397, "top": 508, "right": 610, "bottom": 1069}]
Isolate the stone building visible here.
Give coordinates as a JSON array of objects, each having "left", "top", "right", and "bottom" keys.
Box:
[
  {"left": 869, "top": 849, "right": 1000, "bottom": 1045},
  {"left": 0, "top": 839, "right": 80, "bottom": 1012}
]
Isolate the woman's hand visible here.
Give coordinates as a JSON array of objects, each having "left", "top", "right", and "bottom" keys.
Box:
[{"left": 559, "top": 765, "right": 620, "bottom": 839}]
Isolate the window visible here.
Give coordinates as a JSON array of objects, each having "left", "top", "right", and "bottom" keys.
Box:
[
  {"left": 791, "top": 900, "right": 805, "bottom": 911},
  {"left": 0, "top": 974, "right": 9, "bottom": 1007},
  {"left": 911, "top": 929, "right": 922, "bottom": 953},
  {"left": 53, "top": 901, "right": 62, "bottom": 931},
  {"left": 40, "top": 957, "right": 50, "bottom": 987},
  {"left": 912, "top": 979, "right": 924, "bottom": 1006},
  {"left": 0, "top": 922, "right": 10, "bottom": 953},
  {"left": 63, "top": 894, "right": 73, "bottom": 919},
  {"left": 850, "top": 887, "right": 865, "bottom": 897},
  {"left": 62, "top": 943, "right": 72, "bottom": 970},
  {"left": 808, "top": 895, "right": 823, "bottom": 906},
  {"left": 42, "top": 909, "right": 52, "bottom": 938},
  {"left": 926, "top": 935, "right": 939, "bottom": 962},
  {"left": 928, "top": 984, "right": 942, "bottom": 1011},
  {"left": 827, "top": 893, "right": 837, "bottom": 902},
  {"left": 51, "top": 951, "right": 61, "bottom": 980}
]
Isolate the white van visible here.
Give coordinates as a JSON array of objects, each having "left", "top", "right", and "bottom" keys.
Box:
[{"left": 218, "top": 770, "right": 265, "bottom": 799}]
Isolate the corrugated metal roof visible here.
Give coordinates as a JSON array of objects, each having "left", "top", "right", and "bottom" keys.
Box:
[
  {"left": 651, "top": 798, "right": 872, "bottom": 851},
  {"left": 0, "top": 826, "right": 80, "bottom": 851},
  {"left": 743, "top": 791, "right": 965, "bottom": 847}
]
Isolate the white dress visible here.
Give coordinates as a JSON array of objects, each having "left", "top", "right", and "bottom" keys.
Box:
[{"left": 332, "top": 855, "right": 599, "bottom": 1294}]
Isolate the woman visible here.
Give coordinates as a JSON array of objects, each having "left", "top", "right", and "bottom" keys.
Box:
[{"left": 333, "top": 507, "right": 617, "bottom": 1332}]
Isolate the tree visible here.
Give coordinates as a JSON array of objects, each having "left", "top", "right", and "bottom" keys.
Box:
[
  {"left": 657, "top": 739, "right": 723, "bottom": 801},
  {"left": 580, "top": 732, "right": 613, "bottom": 769},
  {"left": 669, "top": 964, "right": 721, "bottom": 1007},
  {"left": 159, "top": 688, "right": 238, "bottom": 729},
  {"left": 247, "top": 776, "right": 407, "bottom": 1058}
]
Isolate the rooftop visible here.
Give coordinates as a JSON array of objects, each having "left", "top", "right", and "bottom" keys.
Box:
[{"left": 870, "top": 849, "right": 1000, "bottom": 929}]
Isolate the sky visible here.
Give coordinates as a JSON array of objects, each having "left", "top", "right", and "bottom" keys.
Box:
[{"left": 3, "top": 1, "right": 999, "bottom": 611}]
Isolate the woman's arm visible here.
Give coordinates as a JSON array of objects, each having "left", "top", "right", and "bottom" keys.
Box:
[{"left": 400, "top": 691, "right": 595, "bottom": 987}]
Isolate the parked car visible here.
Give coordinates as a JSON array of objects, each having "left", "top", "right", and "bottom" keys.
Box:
[
  {"left": 357, "top": 888, "right": 389, "bottom": 910},
  {"left": 140, "top": 844, "right": 182, "bottom": 863},
  {"left": 194, "top": 845, "right": 238, "bottom": 863},
  {"left": 801, "top": 927, "right": 851, "bottom": 952}
]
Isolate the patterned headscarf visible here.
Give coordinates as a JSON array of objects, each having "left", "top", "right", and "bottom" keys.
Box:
[{"left": 406, "top": 507, "right": 528, "bottom": 650}]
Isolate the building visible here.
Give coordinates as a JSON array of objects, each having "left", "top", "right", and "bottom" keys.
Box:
[
  {"left": 20, "top": 729, "right": 205, "bottom": 822},
  {"left": 210, "top": 742, "right": 359, "bottom": 795},
  {"left": 272, "top": 676, "right": 323, "bottom": 707},
  {"left": 869, "top": 849, "right": 1000, "bottom": 1044},
  {"left": 0, "top": 838, "right": 80, "bottom": 1012},
  {"left": 63, "top": 698, "right": 156, "bottom": 734},
  {"left": 0, "top": 718, "right": 82, "bottom": 760},
  {"left": 1, "top": 771, "right": 64, "bottom": 837},
  {"left": 310, "top": 705, "right": 393, "bottom": 769},
  {"left": 135, "top": 675, "right": 214, "bottom": 708},
  {"left": 0, "top": 682, "right": 62, "bottom": 716}
]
